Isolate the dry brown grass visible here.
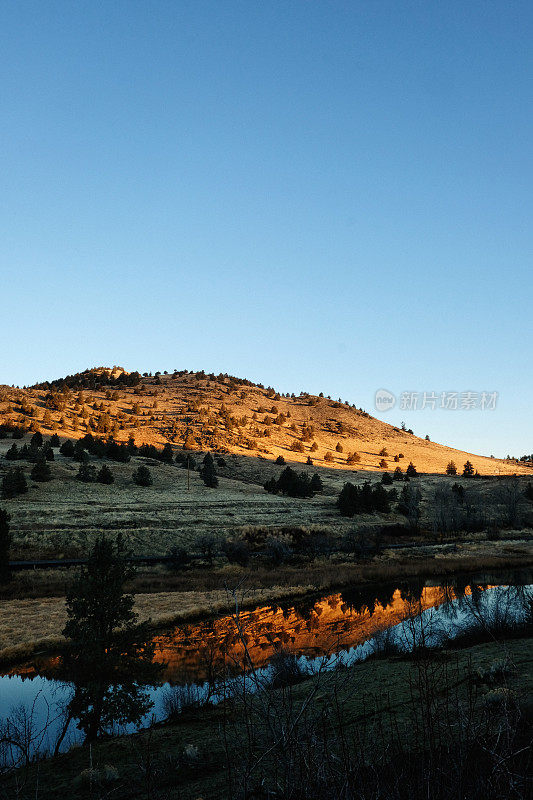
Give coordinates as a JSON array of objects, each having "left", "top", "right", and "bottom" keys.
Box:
[
  {"left": 1, "top": 369, "right": 531, "bottom": 477},
  {"left": 2, "top": 440, "right": 532, "bottom": 561}
]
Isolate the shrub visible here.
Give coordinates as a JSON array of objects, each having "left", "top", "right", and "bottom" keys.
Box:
[
  {"left": 346, "top": 452, "right": 361, "bottom": 465},
  {"left": 290, "top": 440, "right": 305, "bottom": 453},
  {"left": 306, "top": 456, "right": 313, "bottom": 465},
  {"left": 310, "top": 442, "right": 318, "bottom": 452},
  {"left": 310, "top": 473, "right": 323, "bottom": 493},
  {"left": 265, "top": 536, "right": 292, "bottom": 566},
  {"left": 77, "top": 463, "right": 96, "bottom": 482},
  {"left": 60, "top": 440, "right": 75, "bottom": 457},
  {"left": 167, "top": 546, "right": 191, "bottom": 571},
  {"left": 446, "top": 461, "right": 457, "bottom": 475},
  {"left": 97, "top": 464, "right": 114, "bottom": 484},
  {"left": 276, "top": 467, "right": 314, "bottom": 498},
  {"left": 379, "top": 459, "right": 388, "bottom": 469},
  {"left": 381, "top": 472, "right": 393, "bottom": 485},
  {"left": 132, "top": 466, "right": 153, "bottom": 486},
  {"left": 221, "top": 539, "right": 250, "bottom": 567},
  {"left": 324, "top": 451, "right": 334, "bottom": 463},
  {"left": 1, "top": 467, "right": 27, "bottom": 499},
  {"left": 31, "top": 454, "right": 52, "bottom": 482},
  {"left": 266, "top": 650, "right": 309, "bottom": 689},
  {"left": 338, "top": 481, "right": 391, "bottom": 517},
  {"left": 30, "top": 431, "right": 43, "bottom": 449},
  {"left": 379, "top": 447, "right": 388, "bottom": 457},
  {"left": 162, "top": 684, "right": 203, "bottom": 719},
  {"left": 275, "top": 455, "right": 286, "bottom": 465},
  {"left": 197, "top": 534, "right": 217, "bottom": 564},
  {"left": 393, "top": 466, "right": 403, "bottom": 480},
  {"left": 5, "top": 443, "right": 19, "bottom": 461},
  {"left": 335, "top": 442, "right": 343, "bottom": 453}
]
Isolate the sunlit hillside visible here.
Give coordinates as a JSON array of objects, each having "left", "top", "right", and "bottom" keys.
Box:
[{"left": 0, "top": 366, "right": 530, "bottom": 476}]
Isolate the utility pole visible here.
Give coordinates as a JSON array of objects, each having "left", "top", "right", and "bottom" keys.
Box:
[{"left": 184, "top": 419, "right": 191, "bottom": 491}]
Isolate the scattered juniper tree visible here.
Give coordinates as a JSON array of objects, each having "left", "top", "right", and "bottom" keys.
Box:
[
  {"left": 463, "top": 460, "right": 475, "bottom": 477},
  {"left": 160, "top": 443, "right": 174, "bottom": 464},
  {"left": 132, "top": 466, "right": 153, "bottom": 487},
  {"left": 5, "top": 443, "right": 19, "bottom": 461},
  {"left": 97, "top": 464, "right": 115, "bottom": 484},
  {"left": 77, "top": 463, "right": 96, "bottom": 482},
  {"left": 31, "top": 454, "right": 52, "bottom": 482},
  {"left": 200, "top": 453, "right": 218, "bottom": 488},
  {"left": 310, "top": 473, "right": 323, "bottom": 493},
  {"left": 30, "top": 431, "right": 43, "bottom": 449},
  {"left": 60, "top": 439, "right": 75, "bottom": 457},
  {"left": 1, "top": 467, "right": 27, "bottom": 499},
  {"left": 406, "top": 462, "right": 418, "bottom": 478},
  {"left": 446, "top": 461, "right": 457, "bottom": 476}
]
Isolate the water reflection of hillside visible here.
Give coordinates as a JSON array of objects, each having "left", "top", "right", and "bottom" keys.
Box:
[
  {"left": 6, "top": 577, "right": 512, "bottom": 685},
  {"left": 152, "top": 580, "right": 493, "bottom": 683}
]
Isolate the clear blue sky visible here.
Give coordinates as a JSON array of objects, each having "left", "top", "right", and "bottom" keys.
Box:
[{"left": 1, "top": 1, "right": 531, "bottom": 457}]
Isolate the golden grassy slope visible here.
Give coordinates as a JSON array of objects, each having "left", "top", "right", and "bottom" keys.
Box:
[{"left": 0, "top": 367, "right": 530, "bottom": 476}]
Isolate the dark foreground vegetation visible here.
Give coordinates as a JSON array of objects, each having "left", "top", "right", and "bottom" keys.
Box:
[{"left": 0, "top": 534, "right": 532, "bottom": 799}]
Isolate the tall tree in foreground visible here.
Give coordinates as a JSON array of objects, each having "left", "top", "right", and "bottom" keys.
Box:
[
  {"left": 0, "top": 508, "right": 12, "bottom": 584},
  {"left": 62, "top": 535, "right": 160, "bottom": 744}
]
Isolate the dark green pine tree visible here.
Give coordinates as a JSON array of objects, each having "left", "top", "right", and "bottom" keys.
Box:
[
  {"left": 0, "top": 508, "right": 12, "bottom": 584},
  {"left": 97, "top": 464, "right": 115, "bottom": 484},
  {"left": 132, "top": 465, "right": 153, "bottom": 486},
  {"left": 30, "top": 431, "right": 43, "bottom": 449},
  {"left": 62, "top": 536, "right": 161, "bottom": 744},
  {"left": 463, "top": 460, "right": 475, "bottom": 477},
  {"left": 160, "top": 443, "right": 174, "bottom": 464},
  {"left": 2, "top": 467, "right": 28, "bottom": 499},
  {"left": 310, "top": 473, "right": 323, "bottom": 493},
  {"left": 59, "top": 439, "right": 75, "bottom": 457},
  {"left": 31, "top": 454, "right": 52, "bottom": 482},
  {"left": 5, "top": 443, "right": 19, "bottom": 461},
  {"left": 200, "top": 453, "right": 218, "bottom": 488}
]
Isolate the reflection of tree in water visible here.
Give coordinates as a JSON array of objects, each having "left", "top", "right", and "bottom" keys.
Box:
[
  {"left": 60, "top": 536, "right": 162, "bottom": 745},
  {"left": 398, "top": 578, "right": 425, "bottom": 604}
]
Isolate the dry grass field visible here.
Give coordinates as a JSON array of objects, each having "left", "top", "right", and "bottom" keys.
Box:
[{"left": 1, "top": 439, "right": 532, "bottom": 560}]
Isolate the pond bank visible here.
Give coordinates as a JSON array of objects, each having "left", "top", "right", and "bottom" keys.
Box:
[{"left": 0, "top": 545, "right": 531, "bottom": 667}]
